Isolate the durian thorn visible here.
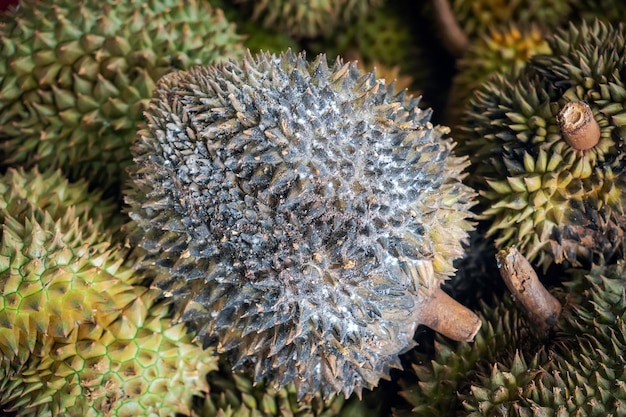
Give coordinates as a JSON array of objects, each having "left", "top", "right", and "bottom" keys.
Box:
[
  {"left": 430, "top": 0, "right": 470, "bottom": 58},
  {"left": 416, "top": 287, "right": 481, "bottom": 342},
  {"left": 556, "top": 100, "right": 600, "bottom": 151},
  {"left": 497, "top": 247, "right": 562, "bottom": 333}
]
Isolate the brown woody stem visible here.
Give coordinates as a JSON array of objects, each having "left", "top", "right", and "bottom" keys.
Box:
[
  {"left": 556, "top": 101, "right": 601, "bottom": 151},
  {"left": 416, "top": 287, "right": 481, "bottom": 342},
  {"left": 431, "top": 0, "right": 470, "bottom": 58},
  {"left": 497, "top": 247, "right": 562, "bottom": 332}
]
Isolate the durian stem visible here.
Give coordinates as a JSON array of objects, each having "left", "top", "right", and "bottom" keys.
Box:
[
  {"left": 556, "top": 101, "right": 600, "bottom": 151},
  {"left": 416, "top": 287, "right": 481, "bottom": 342},
  {"left": 497, "top": 247, "right": 562, "bottom": 332},
  {"left": 430, "top": 0, "right": 470, "bottom": 58}
]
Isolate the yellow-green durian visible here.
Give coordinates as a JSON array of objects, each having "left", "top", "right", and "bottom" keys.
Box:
[
  {"left": 0, "top": 168, "right": 217, "bottom": 416},
  {"left": 458, "top": 19, "right": 626, "bottom": 269}
]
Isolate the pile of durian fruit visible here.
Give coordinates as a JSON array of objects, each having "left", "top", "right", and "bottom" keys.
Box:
[{"left": 1, "top": 0, "right": 626, "bottom": 416}]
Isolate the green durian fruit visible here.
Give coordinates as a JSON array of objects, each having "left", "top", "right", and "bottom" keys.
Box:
[
  {"left": 451, "top": 0, "right": 572, "bottom": 39},
  {"left": 461, "top": 260, "right": 626, "bottom": 416},
  {"left": 457, "top": 19, "right": 626, "bottom": 269},
  {"left": 394, "top": 295, "right": 536, "bottom": 417},
  {"left": 1, "top": 287, "right": 217, "bottom": 417},
  {"left": 0, "top": 167, "right": 217, "bottom": 416},
  {"left": 233, "top": 0, "right": 383, "bottom": 39},
  {"left": 126, "top": 50, "right": 477, "bottom": 400},
  {"left": 315, "top": 1, "right": 425, "bottom": 78},
  {"left": 0, "top": 168, "right": 130, "bottom": 363},
  {"left": 446, "top": 23, "right": 551, "bottom": 126},
  {"left": 208, "top": 0, "right": 301, "bottom": 54},
  {"left": 0, "top": 0, "right": 243, "bottom": 194}
]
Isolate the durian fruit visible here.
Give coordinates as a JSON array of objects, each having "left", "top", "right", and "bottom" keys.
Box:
[
  {"left": 0, "top": 0, "right": 243, "bottom": 194},
  {"left": 233, "top": 0, "right": 383, "bottom": 39},
  {"left": 451, "top": 0, "right": 572, "bottom": 39},
  {"left": 318, "top": 1, "right": 422, "bottom": 73},
  {"left": 457, "top": 19, "right": 626, "bottom": 269},
  {"left": 461, "top": 260, "right": 626, "bottom": 416},
  {"left": 394, "top": 294, "right": 536, "bottom": 417},
  {"left": 0, "top": 167, "right": 216, "bottom": 416},
  {"left": 207, "top": 0, "right": 301, "bottom": 54},
  {"left": 192, "top": 359, "right": 383, "bottom": 417},
  {"left": 126, "top": 50, "right": 478, "bottom": 400},
  {"left": 445, "top": 23, "right": 551, "bottom": 127}
]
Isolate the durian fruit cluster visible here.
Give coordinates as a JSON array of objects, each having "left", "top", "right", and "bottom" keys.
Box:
[
  {"left": 393, "top": 5, "right": 626, "bottom": 417},
  {"left": 3, "top": 0, "right": 626, "bottom": 416}
]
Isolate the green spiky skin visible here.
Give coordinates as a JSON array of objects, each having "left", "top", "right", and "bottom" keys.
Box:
[
  {"left": 446, "top": 23, "right": 551, "bottom": 126},
  {"left": 457, "top": 20, "right": 626, "bottom": 269},
  {"left": 0, "top": 168, "right": 216, "bottom": 416},
  {"left": 208, "top": 0, "right": 301, "bottom": 54},
  {"left": 126, "top": 50, "right": 476, "bottom": 400},
  {"left": 234, "top": 0, "right": 383, "bottom": 39},
  {"left": 393, "top": 295, "right": 536, "bottom": 417},
  {"left": 452, "top": 0, "right": 572, "bottom": 39},
  {"left": 0, "top": 0, "right": 243, "bottom": 195},
  {"left": 315, "top": 1, "right": 426, "bottom": 80},
  {"left": 192, "top": 359, "right": 383, "bottom": 417},
  {"left": 1, "top": 288, "right": 217, "bottom": 416},
  {"left": 461, "top": 261, "right": 626, "bottom": 416},
  {"left": 0, "top": 168, "right": 129, "bottom": 363}
]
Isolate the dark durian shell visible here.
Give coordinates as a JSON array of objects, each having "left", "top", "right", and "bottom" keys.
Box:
[{"left": 126, "top": 50, "right": 476, "bottom": 400}]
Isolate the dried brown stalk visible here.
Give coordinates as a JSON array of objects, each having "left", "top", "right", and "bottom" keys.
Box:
[
  {"left": 431, "top": 0, "right": 470, "bottom": 58},
  {"left": 416, "top": 287, "right": 481, "bottom": 342},
  {"left": 497, "top": 247, "right": 562, "bottom": 333},
  {"left": 556, "top": 100, "right": 601, "bottom": 151}
]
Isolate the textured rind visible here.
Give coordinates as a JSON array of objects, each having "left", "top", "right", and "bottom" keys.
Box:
[
  {"left": 192, "top": 359, "right": 382, "bottom": 417},
  {"left": 0, "top": 0, "right": 243, "bottom": 193},
  {"left": 0, "top": 168, "right": 216, "bottom": 416},
  {"left": 461, "top": 261, "right": 626, "bottom": 416},
  {"left": 446, "top": 23, "right": 551, "bottom": 126},
  {"left": 234, "top": 0, "right": 383, "bottom": 38},
  {"left": 451, "top": 0, "right": 572, "bottom": 38},
  {"left": 458, "top": 20, "right": 626, "bottom": 269},
  {"left": 126, "top": 50, "right": 476, "bottom": 400}
]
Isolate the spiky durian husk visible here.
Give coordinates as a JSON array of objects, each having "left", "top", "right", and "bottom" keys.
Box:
[
  {"left": 233, "top": 0, "right": 382, "bottom": 39},
  {"left": 461, "top": 261, "right": 626, "bottom": 416},
  {"left": 192, "top": 359, "right": 382, "bottom": 417},
  {"left": 315, "top": 0, "right": 427, "bottom": 82},
  {"left": 451, "top": 0, "right": 572, "bottom": 39},
  {"left": 457, "top": 19, "right": 626, "bottom": 269},
  {"left": 393, "top": 295, "right": 536, "bottom": 417},
  {"left": 0, "top": 0, "right": 243, "bottom": 194},
  {"left": 0, "top": 168, "right": 130, "bottom": 362},
  {"left": 126, "top": 50, "right": 476, "bottom": 400},
  {"left": 1, "top": 289, "right": 217, "bottom": 417},
  {"left": 0, "top": 168, "right": 216, "bottom": 416},
  {"left": 446, "top": 23, "right": 551, "bottom": 127}
]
